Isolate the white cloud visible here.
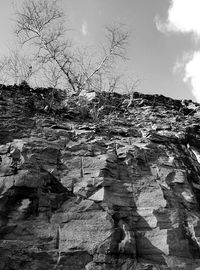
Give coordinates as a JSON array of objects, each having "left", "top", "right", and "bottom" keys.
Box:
[
  {"left": 184, "top": 52, "right": 200, "bottom": 102},
  {"left": 154, "top": 15, "right": 176, "bottom": 35},
  {"left": 156, "top": 0, "right": 200, "bottom": 37},
  {"left": 172, "top": 52, "right": 191, "bottom": 74},
  {"left": 81, "top": 20, "right": 88, "bottom": 36},
  {"left": 155, "top": 0, "right": 200, "bottom": 102},
  {"left": 168, "top": 0, "right": 200, "bottom": 36}
]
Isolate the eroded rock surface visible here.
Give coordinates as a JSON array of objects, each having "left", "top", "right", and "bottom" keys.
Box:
[{"left": 1, "top": 85, "right": 200, "bottom": 269}]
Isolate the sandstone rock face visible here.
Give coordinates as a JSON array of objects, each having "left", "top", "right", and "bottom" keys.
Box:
[{"left": 1, "top": 85, "right": 200, "bottom": 269}]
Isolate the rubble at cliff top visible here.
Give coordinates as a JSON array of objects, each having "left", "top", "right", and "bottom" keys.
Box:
[{"left": 1, "top": 84, "right": 200, "bottom": 270}]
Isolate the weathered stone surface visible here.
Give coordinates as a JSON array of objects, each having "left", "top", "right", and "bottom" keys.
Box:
[{"left": 1, "top": 85, "right": 200, "bottom": 269}]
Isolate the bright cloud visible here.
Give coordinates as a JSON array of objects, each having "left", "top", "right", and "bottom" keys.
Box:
[
  {"left": 184, "top": 52, "right": 200, "bottom": 102},
  {"left": 156, "top": 0, "right": 200, "bottom": 37},
  {"left": 156, "top": 0, "right": 200, "bottom": 102},
  {"left": 168, "top": 0, "right": 200, "bottom": 36},
  {"left": 81, "top": 20, "right": 88, "bottom": 36}
]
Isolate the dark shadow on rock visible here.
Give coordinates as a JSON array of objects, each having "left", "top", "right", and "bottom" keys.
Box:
[
  {"left": 0, "top": 173, "right": 73, "bottom": 240},
  {"left": 157, "top": 185, "right": 200, "bottom": 260},
  {"left": 100, "top": 156, "right": 168, "bottom": 266}
]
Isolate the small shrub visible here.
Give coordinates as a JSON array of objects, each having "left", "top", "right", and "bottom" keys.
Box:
[{"left": 19, "top": 80, "right": 30, "bottom": 88}]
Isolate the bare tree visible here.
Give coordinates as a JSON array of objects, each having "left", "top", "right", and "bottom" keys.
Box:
[
  {"left": 123, "top": 78, "right": 141, "bottom": 108},
  {"left": 0, "top": 48, "right": 37, "bottom": 85},
  {"left": 77, "top": 25, "right": 129, "bottom": 92},
  {"left": 15, "top": 0, "right": 78, "bottom": 91},
  {"left": 83, "top": 26, "right": 129, "bottom": 88},
  {"left": 124, "top": 78, "right": 141, "bottom": 95},
  {"left": 43, "top": 63, "right": 62, "bottom": 110},
  {"left": 43, "top": 63, "right": 62, "bottom": 89},
  {"left": 0, "top": 58, "right": 10, "bottom": 84},
  {"left": 108, "top": 75, "right": 122, "bottom": 93},
  {"left": 15, "top": 0, "right": 129, "bottom": 94}
]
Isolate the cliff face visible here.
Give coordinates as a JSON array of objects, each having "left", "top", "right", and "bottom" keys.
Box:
[{"left": 1, "top": 85, "right": 200, "bottom": 270}]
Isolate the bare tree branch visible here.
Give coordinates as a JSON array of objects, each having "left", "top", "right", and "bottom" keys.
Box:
[
  {"left": 15, "top": 1, "right": 130, "bottom": 94},
  {"left": 0, "top": 48, "right": 38, "bottom": 85},
  {"left": 82, "top": 25, "right": 129, "bottom": 89},
  {"left": 15, "top": 0, "right": 78, "bottom": 92}
]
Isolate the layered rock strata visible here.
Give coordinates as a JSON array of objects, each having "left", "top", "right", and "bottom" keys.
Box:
[{"left": 0, "top": 85, "right": 200, "bottom": 269}]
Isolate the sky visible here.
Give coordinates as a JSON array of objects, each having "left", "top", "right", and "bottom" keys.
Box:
[{"left": 0, "top": 0, "right": 200, "bottom": 102}]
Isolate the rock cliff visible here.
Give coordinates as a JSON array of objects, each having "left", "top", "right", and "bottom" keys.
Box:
[{"left": 1, "top": 84, "right": 200, "bottom": 269}]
